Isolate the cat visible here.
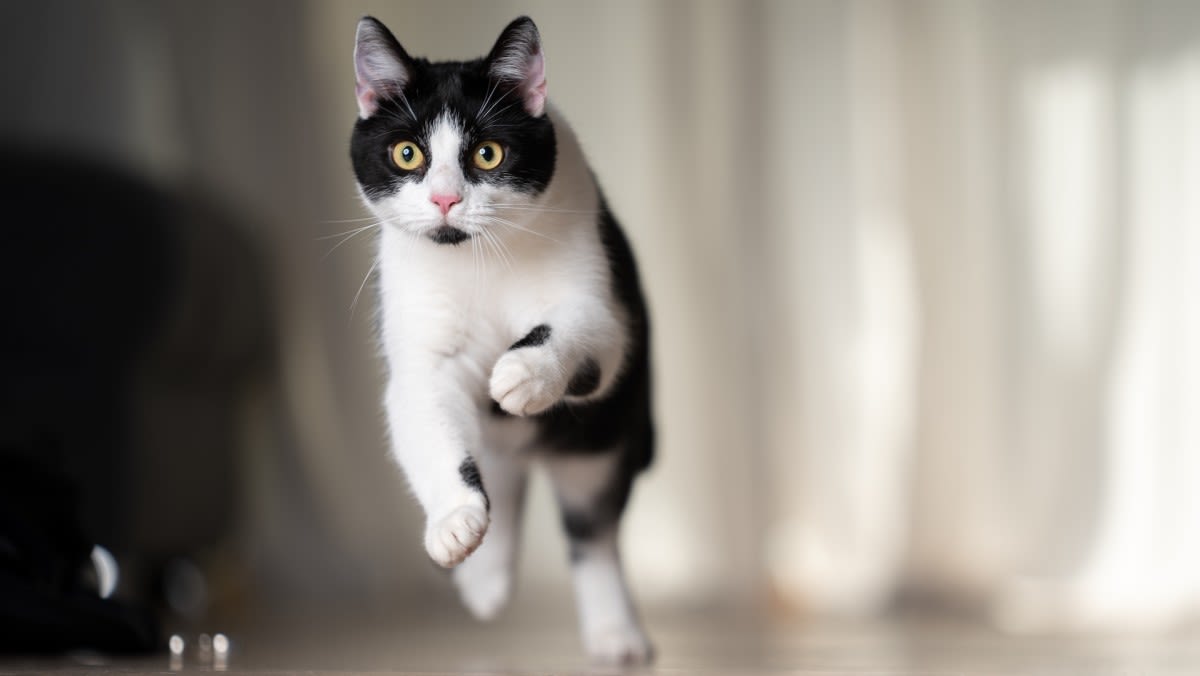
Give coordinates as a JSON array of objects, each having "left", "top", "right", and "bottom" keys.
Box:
[{"left": 349, "top": 16, "right": 654, "bottom": 664}]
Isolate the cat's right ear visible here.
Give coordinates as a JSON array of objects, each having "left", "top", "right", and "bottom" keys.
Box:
[{"left": 354, "top": 17, "right": 413, "bottom": 119}]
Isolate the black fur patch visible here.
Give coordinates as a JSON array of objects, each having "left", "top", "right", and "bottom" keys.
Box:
[
  {"left": 509, "top": 324, "right": 550, "bottom": 350},
  {"left": 540, "top": 199, "right": 654, "bottom": 566},
  {"left": 562, "top": 509, "right": 601, "bottom": 542},
  {"left": 459, "top": 456, "right": 489, "bottom": 511},
  {"left": 558, "top": 448, "right": 640, "bottom": 562},
  {"left": 350, "top": 19, "right": 557, "bottom": 203},
  {"left": 533, "top": 200, "right": 653, "bottom": 469},
  {"left": 567, "top": 358, "right": 601, "bottom": 397}
]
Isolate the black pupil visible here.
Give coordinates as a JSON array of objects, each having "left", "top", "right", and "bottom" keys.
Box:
[
  {"left": 479, "top": 145, "right": 494, "bottom": 163},
  {"left": 401, "top": 146, "right": 413, "bottom": 162}
]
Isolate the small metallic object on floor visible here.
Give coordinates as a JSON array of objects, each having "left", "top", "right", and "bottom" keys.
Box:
[
  {"left": 168, "top": 634, "right": 184, "bottom": 671},
  {"left": 89, "top": 545, "right": 119, "bottom": 599},
  {"left": 212, "top": 633, "right": 230, "bottom": 671}
]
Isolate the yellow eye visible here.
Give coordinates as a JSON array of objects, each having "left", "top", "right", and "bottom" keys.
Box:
[
  {"left": 473, "top": 141, "right": 504, "bottom": 170},
  {"left": 390, "top": 141, "right": 425, "bottom": 171}
]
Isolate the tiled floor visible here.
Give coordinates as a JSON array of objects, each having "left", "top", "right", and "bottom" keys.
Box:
[{"left": 3, "top": 606, "right": 1199, "bottom": 675}]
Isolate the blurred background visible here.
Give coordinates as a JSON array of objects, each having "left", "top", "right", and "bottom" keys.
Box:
[{"left": 2, "top": 0, "right": 1199, "bottom": 656}]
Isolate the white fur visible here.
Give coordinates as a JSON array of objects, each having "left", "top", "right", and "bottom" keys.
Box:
[
  {"left": 362, "top": 106, "right": 645, "bottom": 663},
  {"left": 569, "top": 535, "right": 654, "bottom": 664}
]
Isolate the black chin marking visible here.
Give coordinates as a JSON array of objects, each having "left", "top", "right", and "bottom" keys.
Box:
[{"left": 429, "top": 225, "right": 470, "bottom": 245}]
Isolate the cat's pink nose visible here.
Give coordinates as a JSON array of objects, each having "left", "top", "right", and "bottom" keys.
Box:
[{"left": 431, "top": 193, "right": 461, "bottom": 215}]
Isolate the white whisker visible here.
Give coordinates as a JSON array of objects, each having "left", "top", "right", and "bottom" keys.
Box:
[
  {"left": 471, "top": 231, "right": 485, "bottom": 306},
  {"left": 487, "top": 204, "right": 599, "bottom": 215},
  {"left": 480, "top": 99, "right": 518, "bottom": 126},
  {"left": 396, "top": 90, "right": 418, "bottom": 122},
  {"left": 476, "top": 79, "right": 501, "bottom": 121},
  {"left": 316, "top": 222, "right": 381, "bottom": 241},
  {"left": 476, "top": 214, "right": 563, "bottom": 244},
  {"left": 480, "top": 226, "right": 514, "bottom": 272},
  {"left": 321, "top": 215, "right": 388, "bottom": 224},
  {"left": 478, "top": 85, "right": 511, "bottom": 125},
  {"left": 350, "top": 259, "right": 380, "bottom": 320},
  {"left": 320, "top": 223, "right": 382, "bottom": 260}
]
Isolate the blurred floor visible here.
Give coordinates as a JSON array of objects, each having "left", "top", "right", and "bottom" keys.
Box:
[{"left": 3, "top": 606, "right": 1199, "bottom": 675}]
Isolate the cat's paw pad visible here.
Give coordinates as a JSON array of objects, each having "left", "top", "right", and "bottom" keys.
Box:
[
  {"left": 424, "top": 503, "right": 489, "bottom": 568},
  {"left": 454, "top": 560, "right": 512, "bottom": 621},
  {"left": 489, "top": 349, "right": 565, "bottom": 417},
  {"left": 585, "top": 625, "right": 655, "bottom": 666}
]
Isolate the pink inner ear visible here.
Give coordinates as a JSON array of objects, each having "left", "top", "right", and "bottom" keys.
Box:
[
  {"left": 356, "top": 81, "right": 379, "bottom": 119},
  {"left": 522, "top": 50, "right": 547, "bottom": 118}
]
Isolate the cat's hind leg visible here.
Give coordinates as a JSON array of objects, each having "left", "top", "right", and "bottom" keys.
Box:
[
  {"left": 544, "top": 450, "right": 652, "bottom": 665},
  {"left": 453, "top": 448, "right": 529, "bottom": 620}
]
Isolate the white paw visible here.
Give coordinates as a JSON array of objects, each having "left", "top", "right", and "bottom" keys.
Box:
[
  {"left": 424, "top": 503, "right": 489, "bottom": 568},
  {"left": 454, "top": 558, "right": 512, "bottom": 620},
  {"left": 585, "top": 624, "right": 654, "bottom": 666},
  {"left": 489, "top": 349, "right": 565, "bottom": 416}
]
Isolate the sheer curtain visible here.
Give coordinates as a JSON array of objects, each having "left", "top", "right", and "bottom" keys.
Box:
[
  {"left": 759, "top": 0, "right": 1200, "bottom": 627},
  {"left": 294, "top": 0, "right": 1200, "bottom": 626}
]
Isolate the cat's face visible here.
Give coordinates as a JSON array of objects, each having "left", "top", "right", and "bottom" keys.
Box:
[{"left": 350, "top": 17, "right": 556, "bottom": 246}]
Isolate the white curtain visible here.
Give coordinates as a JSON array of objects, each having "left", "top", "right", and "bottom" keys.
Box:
[
  {"left": 757, "top": 0, "right": 1200, "bottom": 628},
  {"left": 293, "top": 0, "right": 1200, "bottom": 627}
]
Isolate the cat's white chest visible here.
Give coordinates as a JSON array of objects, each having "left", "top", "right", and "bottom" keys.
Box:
[{"left": 376, "top": 230, "right": 563, "bottom": 377}]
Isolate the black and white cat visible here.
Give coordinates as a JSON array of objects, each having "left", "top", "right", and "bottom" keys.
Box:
[{"left": 349, "top": 16, "right": 654, "bottom": 664}]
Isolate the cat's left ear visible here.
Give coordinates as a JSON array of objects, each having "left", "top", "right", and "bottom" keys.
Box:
[{"left": 486, "top": 17, "right": 547, "bottom": 118}]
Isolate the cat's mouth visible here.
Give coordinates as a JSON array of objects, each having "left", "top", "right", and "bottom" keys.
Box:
[{"left": 428, "top": 225, "right": 471, "bottom": 245}]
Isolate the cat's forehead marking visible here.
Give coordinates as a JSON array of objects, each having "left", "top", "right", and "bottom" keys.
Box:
[
  {"left": 426, "top": 111, "right": 465, "bottom": 193},
  {"left": 428, "top": 111, "right": 463, "bottom": 161}
]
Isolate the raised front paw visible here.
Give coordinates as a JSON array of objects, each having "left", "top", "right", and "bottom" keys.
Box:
[
  {"left": 489, "top": 348, "right": 566, "bottom": 417},
  {"left": 424, "top": 502, "right": 489, "bottom": 568}
]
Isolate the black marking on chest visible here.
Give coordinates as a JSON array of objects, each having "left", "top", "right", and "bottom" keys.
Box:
[
  {"left": 566, "top": 357, "right": 601, "bottom": 397},
  {"left": 509, "top": 324, "right": 550, "bottom": 350},
  {"left": 459, "top": 456, "right": 489, "bottom": 511}
]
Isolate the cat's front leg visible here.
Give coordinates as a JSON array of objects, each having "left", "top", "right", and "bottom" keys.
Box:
[
  {"left": 490, "top": 304, "right": 624, "bottom": 416},
  {"left": 385, "top": 374, "right": 490, "bottom": 568}
]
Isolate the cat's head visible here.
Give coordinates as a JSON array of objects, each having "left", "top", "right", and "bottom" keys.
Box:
[{"left": 350, "top": 16, "right": 556, "bottom": 246}]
